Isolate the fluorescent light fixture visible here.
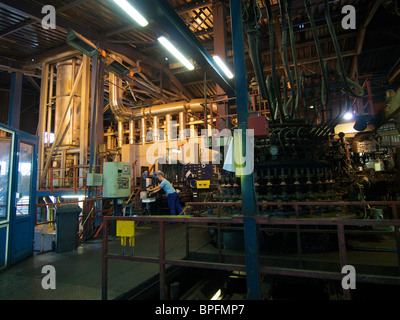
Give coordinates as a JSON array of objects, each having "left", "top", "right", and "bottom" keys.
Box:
[
  {"left": 112, "top": 0, "right": 148, "bottom": 27},
  {"left": 213, "top": 55, "right": 234, "bottom": 79},
  {"left": 158, "top": 36, "right": 195, "bottom": 70},
  {"left": 343, "top": 112, "right": 353, "bottom": 120},
  {"left": 211, "top": 289, "right": 221, "bottom": 300}
]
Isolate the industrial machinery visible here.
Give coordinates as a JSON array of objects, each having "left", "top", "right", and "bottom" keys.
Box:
[{"left": 32, "top": 0, "right": 400, "bottom": 261}]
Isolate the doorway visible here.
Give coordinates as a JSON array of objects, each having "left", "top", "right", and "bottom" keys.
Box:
[{"left": 0, "top": 124, "right": 38, "bottom": 269}]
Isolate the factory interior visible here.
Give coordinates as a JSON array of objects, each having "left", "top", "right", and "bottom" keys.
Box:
[{"left": 0, "top": 0, "right": 400, "bottom": 301}]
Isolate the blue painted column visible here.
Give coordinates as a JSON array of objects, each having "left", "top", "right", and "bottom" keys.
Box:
[
  {"left": 229, "top": 0, "right": 261, "bottom": 299},
  {"left": 8, "top": 72, "right": 23, "bottom": 130}
]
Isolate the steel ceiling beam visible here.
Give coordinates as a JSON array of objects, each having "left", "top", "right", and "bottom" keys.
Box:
[
  {"left": 0, "top": 0, "right": 91, "bottom": 39},
  {"left": 0, "top": 0, "right": 99, "bottom": 40},
  {"left": 0, "top": 18, "right": 35, "bottom": 38},
  {"left": 106, "top": 43, "right": 194, "bottom": 100},
  {"left": 350, "top": 0, "right": 383, "bottom": 78},
  {"left": 176, "top": 1, "right": 212, "bottom": 14},
  {"left": 104, "top": 0, "right": 212, "bottom": 38},
  {"left": 134, "top": 0, "right": 235, "bottom": 94}
]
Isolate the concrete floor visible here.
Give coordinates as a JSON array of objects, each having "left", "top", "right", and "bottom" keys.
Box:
[{"left": 0, "top": 223, "right": 210, "bottom": 300}]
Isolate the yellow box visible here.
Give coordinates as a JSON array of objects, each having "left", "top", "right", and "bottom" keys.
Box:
[
  {"left": 196, "top": 180, "right": 210, "bottom": 189},
  {"left": 116, "top": 221, "right": 135, "bottom": 237}
]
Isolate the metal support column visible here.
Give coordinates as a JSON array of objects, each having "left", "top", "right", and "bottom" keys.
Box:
[
  {"left": 229, "top": 0, "right": 261, "bottom": 300},
  {"left": 8, "top": 72, "right": 23, "bottom": 129}
]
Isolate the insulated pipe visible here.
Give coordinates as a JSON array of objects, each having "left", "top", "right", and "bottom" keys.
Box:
[
  {"left": 285, "top": 0, "right": 301, "bottom": 118},
  {"left": 165, "top": 114, "right": 172, "bottom": 141},
  {"left": 264, "top": 0, "right": 285, "bottom": 122},
  {"left": 109, "top": 72, "right": 134, "bottom": 121},
  {"left": 304, "top": 0, "right": 330, "bottom": 106},
  {"left": 179, "top": 112, "right": 186, "bottom": 140},
  {"left": 129, "top": 120, "right": 135, "bottom": 144},
  {"left": 278, "top": 0, "right": 295, "bottom": 115},
  {"left": 117, "top": 121, "right": 124, "bottom": 148},
  {"left": 107, "top": 127, "right": 113, "bottom": 149},
  {"left": 109, "top": 72, "right": 204, "bottom": 120},
  {"left": 189, "top": 117, "right": 195, "bottom": 136},
  {"left": 153, "top": 116, "right": 159, "bottom": 142},
  {"left": 140, "top": 118, "right": 146, "bottom": 145}
]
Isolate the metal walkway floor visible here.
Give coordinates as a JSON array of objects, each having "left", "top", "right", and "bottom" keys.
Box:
[{"left": 0, "top": 223, "right": 210, "bottom": 300}]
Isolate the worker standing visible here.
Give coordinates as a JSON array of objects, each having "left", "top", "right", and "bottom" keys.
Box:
[{"left": 147, "top": 171, "right": 183, "bottom": 216}]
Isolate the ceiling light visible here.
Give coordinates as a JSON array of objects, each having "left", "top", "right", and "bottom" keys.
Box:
[
  {"left": 158, "top": 36, "right": 195, "bottom": 71},
  {"left": 343, "top": 112, "right": 353, "bottom": 120},
  {"left": 213, "top": 55, "right": 234, "bottom": 79},
  {"left": 112, "top": 0, "right": 148, "bottom": 27},
  {"left": 211, "top": 289, "right": 221, "bottom": 300}
]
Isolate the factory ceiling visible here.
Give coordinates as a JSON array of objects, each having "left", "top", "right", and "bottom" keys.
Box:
[{"left": 0, "top": 0, "right": 399, "bottom": 108}]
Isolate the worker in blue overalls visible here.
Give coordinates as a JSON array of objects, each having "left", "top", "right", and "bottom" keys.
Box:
[{"left": 147, "top": 171, "right": 183, "bottom": 216}]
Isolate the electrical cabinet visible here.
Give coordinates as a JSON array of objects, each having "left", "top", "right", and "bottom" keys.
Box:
[
  {"left": 87, "top": 173, "right": 103, "bottom": 186},
  {"left": 352, "top": 140, "right": 374, "bottom": 153},
  {"left": 103, "top": 162, "right": 132, "bottom": 198}
]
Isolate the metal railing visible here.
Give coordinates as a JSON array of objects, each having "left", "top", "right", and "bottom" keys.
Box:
[
  {"left": 37, "top": 165, "right": 102, "bottom": 194},
  {"left": 101, "top": 201, "right": 400, "bottom": 300}
]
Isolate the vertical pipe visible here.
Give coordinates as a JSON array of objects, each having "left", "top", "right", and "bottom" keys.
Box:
[
  {"left": 71, "top": 59, "right": 76, "bottom": 145},
  {"left": 38, "top": 63, "right": 50, "bottom": 176},
  {"left": 189, "top": 117, "right": 195, "bottom": 137},
  {"left": 118, "top": 121, "right": 124, "bottom": 148},
  {"left": 46, "top": 65, "right": 54, "bottom": 147},
  {"left": 89, "top": 55, "right": 99, "bottom": 174},
  {"left": 107, "top": 132, "right": 113, "bottom": 150},
  {"left": 165, "top": 114, "right": 172, "bottom": 141},
  {"left": 97, "top": 60, "right": 105, "bottom": 144},
  {"left": 179, "top": 112, "right": 186, "bottom": 140},
  {"left": 141, "top": 118, "right": 147, "bottom": 145},
  {"left": 80, "top": 55, "right": 90, "bottom": 186},
  {"left": 129, "top": 120, "right": 135, "bottom": 144},
  {"left": 230, "top": 0, "right": 260, "bottom": 300},
  {"left": 153, "top": 116, "right": 159, "bottom": 142}
]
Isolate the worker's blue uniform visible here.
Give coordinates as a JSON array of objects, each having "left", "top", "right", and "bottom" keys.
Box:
[{"left": 159, "top": 179, "right": 182, "bottom": 215}]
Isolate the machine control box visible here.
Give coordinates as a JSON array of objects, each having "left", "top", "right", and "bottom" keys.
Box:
[
  {"left": 352, "top": 140, "right": 374, "bottom": 153},
  {"left": 103, "top": 162, "right": 132, "bottom": 198},
  {"left": 86, "top": 173, "right": 103, "bottom": 187}
]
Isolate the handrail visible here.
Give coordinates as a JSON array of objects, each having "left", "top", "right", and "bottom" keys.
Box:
[{"left": 101, "top": 204, "right": 400, "bottom": 300}]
